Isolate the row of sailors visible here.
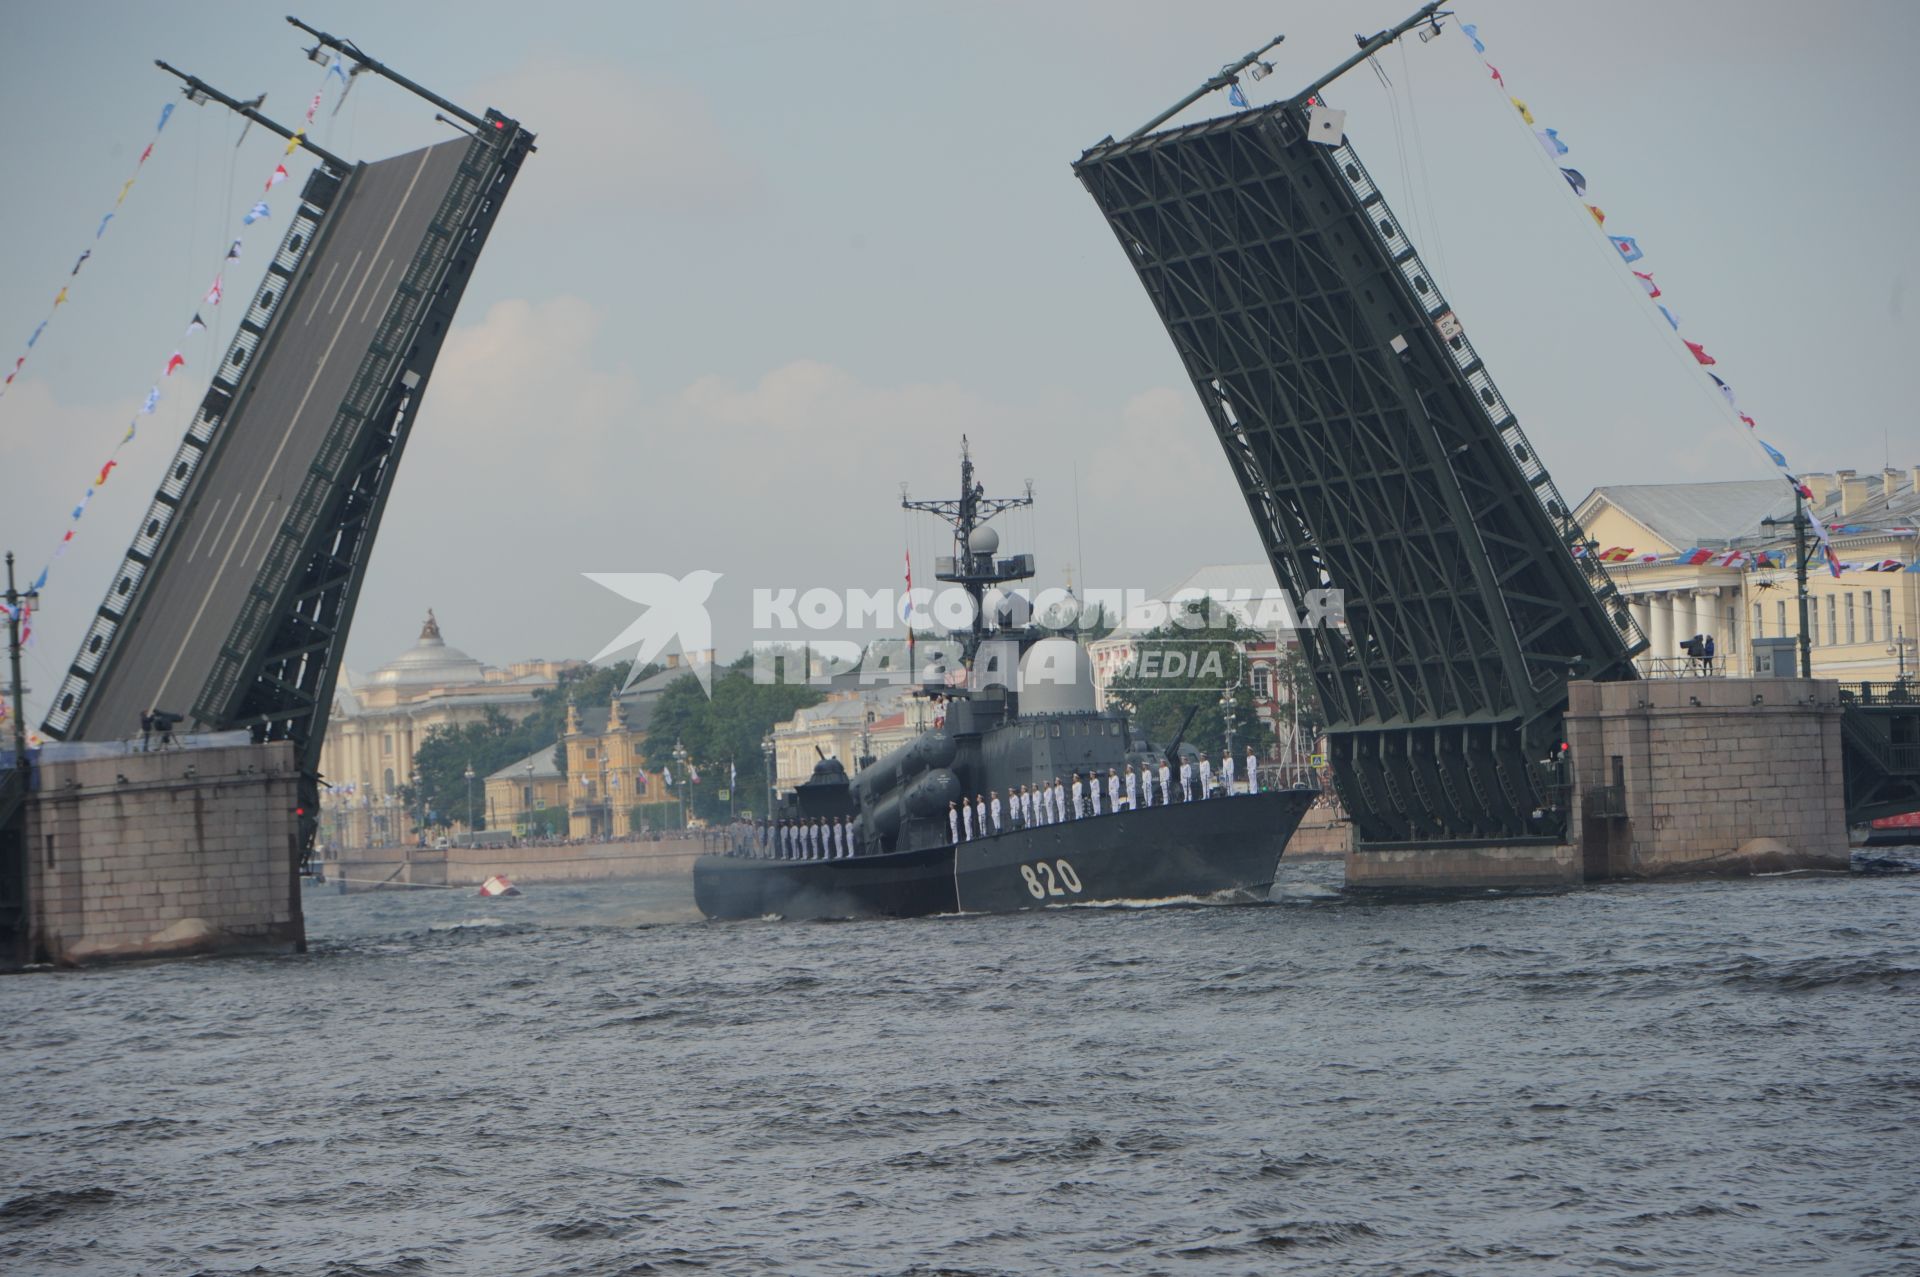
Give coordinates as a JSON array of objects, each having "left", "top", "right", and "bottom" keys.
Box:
[
  {"left": 750, "top": 815, "right": 860, "bottom": 860},
  {"left": 743, "top": 749, "right": 1268, "bottom": 860},
  {"left": 945, "top": 750, "right": 1264, "bottom": 843}
]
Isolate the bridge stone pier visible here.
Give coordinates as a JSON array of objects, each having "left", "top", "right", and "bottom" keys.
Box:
[
  {"left": 23, "top": 738, "right": 302, "bottom": 964},
  {"left": 1344, "top": 677, "right": 1850, "bottom": 892}
]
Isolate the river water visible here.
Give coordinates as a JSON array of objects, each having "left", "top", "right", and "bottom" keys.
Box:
[{"left": 4, "top": 859, "right": 1917, "bottom": 1276}]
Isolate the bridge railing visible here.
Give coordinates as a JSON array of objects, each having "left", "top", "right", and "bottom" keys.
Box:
[
  {"left": 1838, "top": 681, "right": 1920, "bottom": 706},
  {"left": 1316, "top": 115, "right": 1646, "bottom": 660},
  {"left": 41, "top": 172, "right": 338, "bottom": 741},
  {"left": 1633, "top": 656, "right": 1726, "bottom": 679}
]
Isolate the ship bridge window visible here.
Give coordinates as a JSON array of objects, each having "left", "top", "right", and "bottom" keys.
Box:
[{"left": 1051, "top": 724, "right": 1061, "bottom": 738}]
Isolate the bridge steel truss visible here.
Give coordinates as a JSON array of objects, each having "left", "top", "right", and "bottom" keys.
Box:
[
  {"left": 1075, "top": 101, "right": 1647, "bottom": 845},
  {"left": 44, "top": 113, "right": 532, "bottom": 853}
]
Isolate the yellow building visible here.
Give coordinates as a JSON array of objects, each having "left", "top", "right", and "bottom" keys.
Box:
[
  {"left": 1574, "top": 467, "right": 1919, "bottom": 682},
  {"left": 483, "top": 743, "right": 568, "bottom": 836},
  {"left": 770, "top": 688, "right": 924, "bottom": 791},
  {"left": 317, "top": 611, "right": 582, "bottom": 848},
  {"left": 555, "top": 655, "right": 714, "bottom": 838}
]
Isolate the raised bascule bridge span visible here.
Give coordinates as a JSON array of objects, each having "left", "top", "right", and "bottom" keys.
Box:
[
  {"left": 39, "top": 21, "right": 533, "bottom": 861},
  {"left": 1074, "top": 5, "right": 1918, "bottom": 868}
]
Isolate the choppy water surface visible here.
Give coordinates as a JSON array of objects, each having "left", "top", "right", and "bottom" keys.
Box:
[{"left": 4, "top": 860, "right": 1918, "bottom": 1276}]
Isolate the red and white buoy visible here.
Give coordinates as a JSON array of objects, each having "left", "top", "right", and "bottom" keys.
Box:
[{"left": 478, "top": 874, "right": 520, "bottom": 898}]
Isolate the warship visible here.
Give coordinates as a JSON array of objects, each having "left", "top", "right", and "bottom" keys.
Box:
[{"left": 693, "top": 442, "right": 1317, "bottom": 921}]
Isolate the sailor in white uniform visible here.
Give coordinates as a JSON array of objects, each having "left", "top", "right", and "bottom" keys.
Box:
[
  {"left": 1199, "top": 754, "right": 1214, "bottom": 799},
  {"left": 1222, "top": 751, "right": 1237, "bottom": 796},
  {"left": 1108, "top": 768, "right": 1122, "bottom": 813},
  {"left": 1070, "top": 774, "right": 1084, "bottom": 820},
  {"left": 990, "top": 790, "right": 1003, "bottom": 834},
  {"left": 1246, "top": 747, "right": 1260, "bottom": 794},
  {"left": 1158, "top": 760, "right": 1172, "bottom": 807},
  {"left": 1127, "top": 763, "right": 1142, "bottom": 809},
  {"left": 1089, "top": 771, "right": 1102, "bottom": 816},
  {"left": 1053, "top": 777, "right": 1067, "bottom": 823},
  {"left": 962, "top": 799, "right": 974, "bottom": 842},
  {"left": 1179, "top": 758, "right": 1194, "bottom": 802},
  {"left": 975, "top": 795, "right": 988, "bottom": 840},
  {"left": 948, "top": 801, "right": 960, "bottom": 845}
]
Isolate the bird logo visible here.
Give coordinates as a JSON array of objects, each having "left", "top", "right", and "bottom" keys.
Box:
[{"left": 585, "top": 570, "right": 722, "bottom": 696}]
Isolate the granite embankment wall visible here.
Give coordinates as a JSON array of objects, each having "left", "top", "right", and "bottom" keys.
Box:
[
  {"left": 25, "top": 740, "right": 303, "bottom": 964},
  {"left": 332, "top": 835, "right": 709, "bottom": 891}
]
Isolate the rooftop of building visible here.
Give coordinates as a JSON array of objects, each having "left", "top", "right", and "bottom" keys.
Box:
[
  {"left": 487, "top": 742, "right": 562, "bottom": 783},
  {"left": 1578, "top": 466, "right": 1920, "bottom": 550}
]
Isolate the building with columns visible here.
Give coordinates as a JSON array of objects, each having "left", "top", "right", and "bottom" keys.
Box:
[
  {"left": 1574, "top": 467, "right": 1919, "bottom": 682},
  {"left": 316, "top": 612, "right": 582, "bottom": 849}
]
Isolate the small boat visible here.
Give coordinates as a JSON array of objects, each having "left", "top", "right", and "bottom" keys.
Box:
[{"left": 478, "top": 874, "right": 520, "bottom": 898}]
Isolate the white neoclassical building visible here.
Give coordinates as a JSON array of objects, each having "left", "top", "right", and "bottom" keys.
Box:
[{"left": 316, "top": 611, "right": 581, "bottom": 848}]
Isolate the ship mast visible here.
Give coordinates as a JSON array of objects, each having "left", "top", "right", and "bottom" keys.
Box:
[{"left": 901, "top": 437, "right": 1034, "bottom": 658}]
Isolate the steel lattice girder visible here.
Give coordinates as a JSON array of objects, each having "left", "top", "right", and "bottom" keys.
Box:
[
  {"left": 204, "top": 117, "right": 534, "bottom": 776},
  {"left": 1075, "top": 103, "right": 1642, "bottom": 842}
]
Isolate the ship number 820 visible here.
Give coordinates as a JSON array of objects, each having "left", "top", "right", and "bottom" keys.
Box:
[{"left": 1019, "top": 859, "right": 1083, "bottom": 899}]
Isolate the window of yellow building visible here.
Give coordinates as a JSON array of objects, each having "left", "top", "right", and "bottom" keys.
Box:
[
  {"left": 1846, "top": 594, "right": 1856, "bottom": 645},
  {"left": 1827, "top": 597, "right": 1837, "bottom": 646},
  {"left": 1777, "top": 600, "right": 1787, "bottom": 640}
]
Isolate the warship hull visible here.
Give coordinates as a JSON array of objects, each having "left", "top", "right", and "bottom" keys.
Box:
[{"left": 693, "top": 788, "right": 1318, "bottom": 921}]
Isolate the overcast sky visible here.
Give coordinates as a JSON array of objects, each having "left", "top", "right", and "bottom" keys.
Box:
[{"left": 2, "top": 0, "right": 1915, "bottom": 719}]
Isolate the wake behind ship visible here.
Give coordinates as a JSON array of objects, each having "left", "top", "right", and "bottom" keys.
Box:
[{"left": 693, "top": 441, "right": 1315, "bottom": 921}]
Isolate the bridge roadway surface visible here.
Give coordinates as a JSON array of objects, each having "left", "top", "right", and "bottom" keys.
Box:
[{"left": 80, "top": 138, "right": 469, "bottom": 740}]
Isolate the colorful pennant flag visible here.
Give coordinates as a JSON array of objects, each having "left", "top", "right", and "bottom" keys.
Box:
[
  {"left": 1607, "top": 235, "right": 1643, "bottom": 262},
  {"left": 266, "top": 163, "right": 288, "bottom": 191},
  {"left": 204, "top": 274, "right": 224, "bottom": 306},
  {"left": 1228, "top": 82, "right": 1249, "bottom": 110},
  {"left": 1758, "top": 440, "right": 1788, "bottom": 467},
  {"left": 96, "top": 212, "right": 113, "bottom": 238},
  {"left": 185, "top": 313, "right": 206, "bottom": 337},
  {"left": 141, "top": 386, "right": 160, "bottom": 415},
  {"left": 1658, "top": 304, "right": 1681, "bottom": 329},
  {"left": 1462, "top": 23, "right": 1484, "bottom": 53},
  {"left": 165, "top": 352, "right": 185, "bottom": 377},
  {"left": 1633, "top": 270, "right": 1660, "bottom": 297},
  {"left": 1535, "top": 127, "right": 1568, "bottom": 157},
  {"left": 244, "top": 202, "right": 270, "bottom": 225},
  {"left": 70, "top": 251, "right": 89, "bottom": 276},
  {"left": 1586, "top": 204, "right": 1606, "bottom": 225},
  {"left": 1708, "top": 374, "right": 1736, "bottom": 408},
  {"left": 1683, "top": 339, "right": 1716, "bottom": 365},
  {"left": 1511, "top": 97, "right": 1534, "bottom": 124},
  {"left": 1560, "top": 167, "right": 1586, "bottom": 196},
  {"left": 1488, "top": 63, "right": 1504, "bottom": 88},
  {"left": 284, "top": 130, "right": 305, "bottom": 156},
  {"left": 157, "top": 102, "right": 174, "bottom": 132}
]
